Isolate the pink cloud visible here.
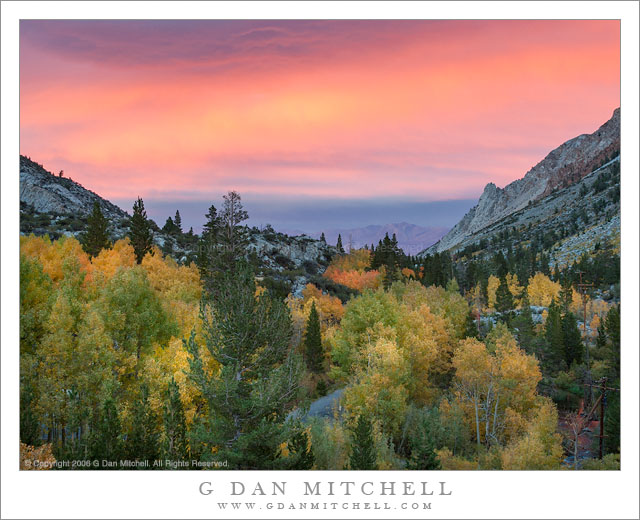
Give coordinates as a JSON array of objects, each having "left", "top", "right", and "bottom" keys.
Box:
[{"left": 20, "top": 20, "right": 620, "bottom": 203}]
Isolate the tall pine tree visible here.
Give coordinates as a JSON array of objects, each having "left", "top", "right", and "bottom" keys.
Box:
[
  {"left": 495, "top": 275, "right": 513, "bottom": 314},
  {"left": 348, "top": 415, "right": 377, "bottom": 470},
  {"left": 562, "top": 311, "right": 583, "bottom": 367},
  {"left": 407, "top": 424, "right": 440, "bottom": 470},
  {"left": 81, "top": 201, "right": 111, "bottom": 257},
  {"left": 186, "top": 261, "right": 303, "bottom": 468},
  {"left": 174, "top": 210, "right": 182, "bottom": 233},
  {"left": 89, "top": 395, "right": 122, "bottom": 463},
  {"left": 128, "top": 197, "right": 153, "bottom": 264},
  {"left": 304, "top": 302, "right": 323, "bottom": 373},
  {"left": 336, "top": 234, "right": 345, "bottom": 254},
  {"left": 197, "top": 204, "right": 221, "bottom": 278},
  {"left": 219, "top": 191, "right": 249, "bottom": 268}
]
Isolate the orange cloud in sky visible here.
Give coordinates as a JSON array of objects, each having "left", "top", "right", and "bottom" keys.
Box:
[{"left": 20, "top": 20, "right": 620, "bottom": 202}]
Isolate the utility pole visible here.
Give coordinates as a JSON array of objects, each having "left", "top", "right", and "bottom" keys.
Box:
[
  {"left": 585, "top": 378, "right": 619, "bottom": 459},
  {"left": 577, "top": 271, "right": 594, "bottom": 406}
]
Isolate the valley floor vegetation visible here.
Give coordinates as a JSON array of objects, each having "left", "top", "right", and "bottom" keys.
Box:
[{"left": 19, "top": 192, "right": 620, "bottom": 470}]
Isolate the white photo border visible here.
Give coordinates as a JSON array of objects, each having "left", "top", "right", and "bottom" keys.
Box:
[{"left": 2, "top": 2, "right": 638, "bottom": 519}]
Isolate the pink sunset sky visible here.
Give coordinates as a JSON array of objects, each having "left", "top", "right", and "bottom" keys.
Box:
[{"left": 19, "top": 20, "right": 619, "bottom": 231}]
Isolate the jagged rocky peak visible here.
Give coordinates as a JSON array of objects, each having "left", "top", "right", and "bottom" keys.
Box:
[{"left": 423, "top": 108, "right": 620, "bottom": 255}]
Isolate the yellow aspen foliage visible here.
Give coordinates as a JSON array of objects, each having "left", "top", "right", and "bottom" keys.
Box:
[
  {"left": 343, "top": 336, "right": 409, "bottom": 437},
  {"left": 90, "top": 238, "right": 136, "bottom": 281},
  {"left": 141, "top": 247, "right": 201, "bottom": 305},
  {"left": 452, "top": 332, "right": 542, "bottom": 446},
  {"left": 37, "top": 289, "right": 83, "bottom": 423},
  {"left": 301, "top": 284, "right": 345, "bottom": 326},
  {"left": 494, "top": 333, "right": 541, "bottom": 412},
  {"left": 527, "top": 272, "right": 561, "bottom": 307},
  {"left": 400, "top": 281, "right": 469, "bottom": 340},
  {"left": 506, "top": 273, "right": 524, "bottom": 308},
  {"left": 467, "top": 284, "right": 484, "bottom": 314},
  {"left": 20, "top": 443, "right": 56, "bottom": 470},
  {"left": 396, "top": 304, "right": 453, "bottom": 404},
  {"left": 487, "top": 275, "right": 500, "bottom": 311},
  {"left": 143, "top": 338, "right": 208, "bottom": 425},
  {"left": 502, "top": 407, "right": 529, "bottom": 444},
  {"left": 436, "top": 448, "right": 478, "bottom": 470},
  {"left": 590, "top": 314, "right": 601, "bottom": 335},
  {"left": 327, "top": 248, "right": 372, "bottom": 272},
  {"left": 20, "top": 235, "right": 90, "bottom": 284},
  {"left": 501, "top": 399, "right": 564, "bottom": 470},
  {"left": 287, "top": 283, "right": 344, "bottom": 348},
  {"left": 569, "top": 289, "right": 584, "bottom": 316}
]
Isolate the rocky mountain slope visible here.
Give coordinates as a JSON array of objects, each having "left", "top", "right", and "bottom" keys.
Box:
[
  {"left": 19, "top": 156, "right": 337, "bottom": 288},
  {"left": 425, "top": 108, "right": 620, "bottom": 254},
  {"left": 445, "top": 156, "right": 620, "bottom": 268}
]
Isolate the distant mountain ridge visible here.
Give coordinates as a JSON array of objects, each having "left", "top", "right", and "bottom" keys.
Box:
[
  {"left": 424, "top": 108, "right": 620, "bottom": 254},
  {"left": 285, "top": 222, "right": 449, "bottom": 255}
]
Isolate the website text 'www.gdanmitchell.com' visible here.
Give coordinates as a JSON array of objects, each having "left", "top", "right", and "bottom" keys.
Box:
[
  {"left": 202, "top": 480, "right": 451, "bottom": 512},
  {"left": 215, "top": 501, "right": 432, "bottom": 511}
]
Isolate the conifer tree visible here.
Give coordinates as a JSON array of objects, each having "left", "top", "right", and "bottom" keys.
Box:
[
  {"left": 20, "top": 383, "right": 40, "bottom": 446},
  {"left": 320, "top": 232, "right": 326, "bottom": 243},
  {"left": 407, "top": 429, "right": 440, "bottom": 470},
  {"left": 128, "top": 197, "right": 153, "bottom": 264},
  {"left": 348, "top": 415, "right": 377, "bottom": 470},
  {"left": 162, "top": 377, "right": 188, "bottom": 463},
  {"left": 174, "top": 210, "right": 182, "bottom": 233},
  {"left": 512, "top": 291, "right": 535, "bottom": 351},
  {"left": 559, "top": 280, "right": 573, "bottom": 312},
  {"left": 197, "top": 204, "right": 221, "bottom": 276},
  {"left": 562, "top": 312, "right": 583, "bottom": 367},
  {"left": 545, "top": 299, "right": 564, "bottom": 369},
  {"left": 495, "top": 275, "right": 513, "bottom": 314},
  {"left": 126, "top": 383, "right": 159, "bottom": 464},
  {"left": 219, "top": 191, "right": 249, "bottom": 268},
  {"left": 186, "top": 261, "right": 303, "bottom": 468},
  {"left": 336, "top": 234, "right": 345, "bottom": 254},
  {"left": 81, "top": 201, "right": 111, "bottom": 257},
  {"left": 283, "top": 423, "right": 315, "bottom": 469},
  {"left": 604, "top": 305, "right": 620, "bottom": 378},
  {"left": 162, "top": 216, "right": 177, "bottom": 234},
  {"left": 304, "top": 302, "right": 323, "bottom": 373},
  {"left": 464, "top": 310, "right": 479, "bottom": 339},
  {"left": 89, "top": 395, "right": 122, "bottom": 463},
  {"left": 596, "top": 323, "right": 608, "bottom": 350}
]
